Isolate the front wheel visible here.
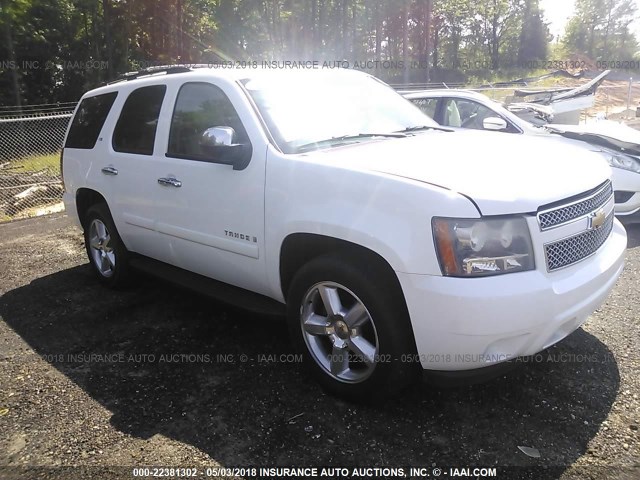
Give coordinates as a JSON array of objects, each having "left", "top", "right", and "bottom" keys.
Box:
[
  {"left": 84, "top": 203, "right": 131, "bottom": 288},
  {"left": 287, "top": 253, "right": 418, "bottom": 401}
]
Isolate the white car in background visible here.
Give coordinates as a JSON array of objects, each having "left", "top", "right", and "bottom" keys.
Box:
[{"left": 404, "top": 89, "right": 640, "bottom": 220}]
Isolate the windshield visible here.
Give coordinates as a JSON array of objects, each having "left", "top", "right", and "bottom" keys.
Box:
[{"left": 241, "top": 72, "right": 437, "bottom": 153}]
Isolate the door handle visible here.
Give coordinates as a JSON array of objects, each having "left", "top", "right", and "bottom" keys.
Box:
[
  {"left": 101, "top": 166, "right": 118, "bottom": 176},
  {"left": 157, "top": 177, "right": 182, "bottom": 188}
]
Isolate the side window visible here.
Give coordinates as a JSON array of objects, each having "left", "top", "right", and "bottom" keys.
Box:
[
  {"left": 167, "top": 82, "right": 248, "bottom": 160},
  {"left": 442, "top": 99, "right": 462, "bottom": 127},
  {"left": 411, "top": 98, "right": 439, "bottom": 120},
  {"left": 65, "top": 92, "right": 118, "bottom": 149},
  {"left": 113, "top": 85, "right": 166, "bottom": 155},
  {"left": 442, "top": 98, "right": 511, "bottom": 131}
]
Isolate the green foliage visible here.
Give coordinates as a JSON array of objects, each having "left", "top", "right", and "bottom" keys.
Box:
[
  {"left": 11, "top": 152, "right": 60, "bottom": 174},
  {"left": 563, "top": 0, "right": 638, "bottom": 60},
  {"left": 0, "top": 0, "right": 638, "bottom": 106},
  {"left": 518, "top": 0, "right": 549, "bottom": 64}
]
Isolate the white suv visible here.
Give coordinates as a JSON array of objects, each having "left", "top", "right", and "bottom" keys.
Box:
[{"left": 62, "top": 66, "right": 626, "bottom": 400}]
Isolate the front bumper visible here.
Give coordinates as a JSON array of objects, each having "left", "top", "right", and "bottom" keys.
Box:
[
  {"left": 615, "top": 191, "right": 640, "bottom": 222},
  {"left": 398, "top": 219, "right": 626, "bottom": 371},
  {"left": 614, "top": 191, "right": 640, "bottom": 217},
  {"left": 612, "top": 168, "right": 640, "bottom": 217}
]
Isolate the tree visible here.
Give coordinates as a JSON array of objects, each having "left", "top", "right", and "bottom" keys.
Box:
[
  {"left": 433, "top": 0, "right": 472, "bottom": 69},
  {"left": 6, "top": 0, "right": 638, "bottom": 105},
  {"left": 0, "top": 0, "right": 29, "bottom": 107},
  {"left": 564, "top": 0, "right": 638, "bottom": 60},
  {"left": 518, "top": 0, "right": 549, "bottom": 66}
]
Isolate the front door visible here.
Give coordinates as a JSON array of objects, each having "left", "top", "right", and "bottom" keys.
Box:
[{"left": 148, "top": 81, "right": 268, "bottom": 295}]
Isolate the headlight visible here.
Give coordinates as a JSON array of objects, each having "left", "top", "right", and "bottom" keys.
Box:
[
  {"left": 433, "top": 216, "right": 535, "bottom": 277},
  {"left": 599, "top": 149, "right": 640, "bottom": 173}
]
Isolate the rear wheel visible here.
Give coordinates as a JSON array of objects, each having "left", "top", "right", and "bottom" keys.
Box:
[
  {"left": 84, "top": 203, "right": 130, "bottom": 288},
  {"left": 287, "top": 253, "right": 418, "bottom": 401}
]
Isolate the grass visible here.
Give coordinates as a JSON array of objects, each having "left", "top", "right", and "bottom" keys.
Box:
[
  {"left": 0, "top": 151, "right": 63, "bottom": 222},
  {"left": 5, "top": 152, "right": 61, "bottom": 174}
]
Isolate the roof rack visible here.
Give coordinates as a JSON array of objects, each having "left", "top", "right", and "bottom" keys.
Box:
[{"left": 108, "top": 65, "right": 201, "bottom": 84}]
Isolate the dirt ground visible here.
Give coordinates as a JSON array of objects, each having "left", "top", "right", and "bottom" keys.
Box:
[
  {"left": 588, "top": 80, "right": 640, "bottom": 120},
  {"left": 0, "top": 214, "right": 638, "bottom": 480}
]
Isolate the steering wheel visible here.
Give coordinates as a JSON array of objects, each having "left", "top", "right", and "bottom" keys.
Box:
[{"left": 461, "top": 113, "right": 480, "bottom": 129}]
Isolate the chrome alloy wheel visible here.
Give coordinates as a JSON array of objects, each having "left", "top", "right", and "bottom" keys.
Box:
[
  {"left": 300, "top": 282, "right": 380, "bottom": 383},
  {"left": 88, "top": 219, "right": 116, "bottom": 277}
]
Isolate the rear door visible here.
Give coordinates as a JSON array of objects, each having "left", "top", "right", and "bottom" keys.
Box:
[
  {"left": 411, "top": 96, "right": 441, "bottom": 123},
  {"left": 108, "top": 84, "right": 170, "bottom": 260}
]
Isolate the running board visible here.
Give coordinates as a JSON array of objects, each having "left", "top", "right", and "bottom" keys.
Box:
[{"left": 129, "top": 255, "right": 286, "bottom": 317}]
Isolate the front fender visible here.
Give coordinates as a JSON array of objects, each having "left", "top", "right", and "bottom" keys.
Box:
[{"left": 264, "top": 149, "right": 480, "bottom": 300}]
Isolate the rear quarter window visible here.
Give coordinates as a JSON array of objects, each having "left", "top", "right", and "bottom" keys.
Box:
[
  {"left": 65, "top": 92, "right": 118, "bottom": 149},
  {"left": 411, "top": 97, "right": 439, "bottom": 120}
]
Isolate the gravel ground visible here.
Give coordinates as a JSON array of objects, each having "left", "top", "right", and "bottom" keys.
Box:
[{"left": 0, "top": 213, "right": 638, "bottom": 480}]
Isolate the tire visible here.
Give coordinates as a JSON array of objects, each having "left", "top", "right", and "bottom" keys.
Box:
[
  {"left": 83, "top": 203, "right": 131, "bottom": 288},
  {"left": 286, "top": 252, "right": 419, "bottom": 402}
]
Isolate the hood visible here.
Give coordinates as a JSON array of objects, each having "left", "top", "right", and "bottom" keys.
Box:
[
  {"left": 507, "top": 102, "right": 555, "bottom": 125},
  {"left": 308, "top": 130, "right": 611, "bottom": 216},
  {"left": 546, "top": 121, "right": 640, "bottom": 156}
]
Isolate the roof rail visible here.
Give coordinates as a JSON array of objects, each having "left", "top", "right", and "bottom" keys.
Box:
[{"left": 108, "top": 65, "right": 201, "bottom": 84}]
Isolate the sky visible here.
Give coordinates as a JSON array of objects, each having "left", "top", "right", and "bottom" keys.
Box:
[{"left": 540, "top": 0, "right": 640, "bottom": 40}]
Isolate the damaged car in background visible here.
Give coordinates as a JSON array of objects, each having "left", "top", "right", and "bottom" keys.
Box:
[{"left": 405, "top": 88, "right": 640, "bottom": 221}]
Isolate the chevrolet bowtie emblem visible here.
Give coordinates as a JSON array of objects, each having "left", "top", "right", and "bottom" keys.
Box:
[{"left": 589, "top": 208, "right": 606, "bottom": 230}]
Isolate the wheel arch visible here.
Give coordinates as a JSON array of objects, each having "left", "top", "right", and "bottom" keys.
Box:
[
  {"left": 279, "top": 233, "right": 406, "bottom": 306},
  {"left": 76, "top": 188, "right": 108, "bottom": 230}
]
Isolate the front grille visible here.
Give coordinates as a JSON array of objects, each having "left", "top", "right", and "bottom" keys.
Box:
[
  {"left": 538, "top": 181, "right": 613, "bottom": 230},
  {"left": 544, "top": 214, "right": 614, "bottom": 271}
]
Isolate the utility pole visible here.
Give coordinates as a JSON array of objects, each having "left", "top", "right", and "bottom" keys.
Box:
[
  {"left": 425, "top": 0, "right": 432, "bottom": 83},
  {"left": 403, "top": 0, "right": 409, "bottom": 85}
]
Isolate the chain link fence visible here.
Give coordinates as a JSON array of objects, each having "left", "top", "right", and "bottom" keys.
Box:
[{"left": 0, "top": 103, "right": 75, "bottom": 222}]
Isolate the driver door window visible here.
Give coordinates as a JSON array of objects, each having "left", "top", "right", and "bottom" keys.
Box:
[
  {"left": 442, "top": 98, "right": 498, "bottom": 131},
  {"left": 167, "top": 82, "right": 248, "bottom": 161}
]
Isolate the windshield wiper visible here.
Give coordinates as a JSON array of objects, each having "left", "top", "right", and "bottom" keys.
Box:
[
  {"left": 295, "top": 132, "right": 407, "bottom": 153},
  {"left": 396, "top": 125, "right": 453, "bottom": 133}
]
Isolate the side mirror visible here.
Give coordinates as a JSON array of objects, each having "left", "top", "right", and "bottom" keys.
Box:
[
  {"left": 200, "top": 126, "right": 236, "bottom": 148},
  {"left": 482, "top": 117, "right": 508, "bottom": 131},
  {"left": 199, "top": 126, "right": 252, "bottom": 170}
]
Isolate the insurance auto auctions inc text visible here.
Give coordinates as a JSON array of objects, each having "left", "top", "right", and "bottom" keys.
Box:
[{"left": 254, "top": 466, "right": 497, "bottom": 477}]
